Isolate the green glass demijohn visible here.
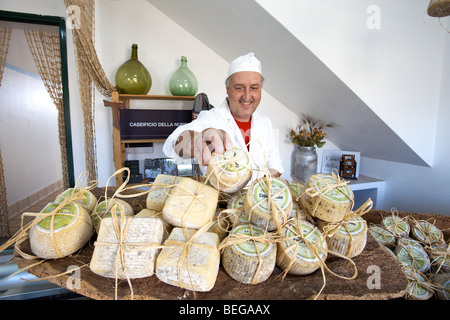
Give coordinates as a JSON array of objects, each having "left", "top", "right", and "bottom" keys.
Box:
[
  {"left": 115, "top": 44, "right": 152, "bottom": 94},
  {"left": 169, "top": 56, "right": 198, "bottom": 96}
]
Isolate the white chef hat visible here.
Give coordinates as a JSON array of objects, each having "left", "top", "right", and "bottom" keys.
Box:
[{"left": 227, "top": 52, "right": 262, "bottom": 77}]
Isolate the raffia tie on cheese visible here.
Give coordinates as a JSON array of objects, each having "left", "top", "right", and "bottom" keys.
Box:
[
  {"left": 206, "top": 146, "right": 252, "bottom": 194},
  {"left": 91, "top": 207, "right": 164, "bottom": 300},
  {"left": 0, "top": 172, "right": 97, "bottom": 261}
]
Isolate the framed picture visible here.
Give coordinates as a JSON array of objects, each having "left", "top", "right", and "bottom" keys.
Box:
[{"left": 320, "top": 150, "right": 360, "bottom": 178}]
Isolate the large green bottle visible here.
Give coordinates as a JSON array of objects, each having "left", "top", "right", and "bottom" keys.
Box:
[
  {"left": 169, "top": 56, "right": 198, "bottom": 96},
  {"left": 115, "top": 44, "right": 152, "bottom": 94}
]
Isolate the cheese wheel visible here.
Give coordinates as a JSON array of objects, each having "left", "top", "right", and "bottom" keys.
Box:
[
  {"left": 226, "top": 191, "right": 250, "bottom": 227},
  {"left": 277, "top": 220, "right": 327, "bottom": 275},
  {"left": 146, "top": 174, "right": 184, "bottom": 211},
  {"left": 90, "top": 216, "right": 164, "bottom": 279},
  {"left": 55, "top": 188, "right": 97, "bottom": 213},
  {"left": 300, "top": 174, "right": 354, "bottom": 223},
  {"left": 136, "top": 208, "right": 173, "bottom": 242},
  {"left": 410, "top": 219, "right": 443, "bottom": 245},
  {"left": 91, "top": 198, "right": 134, "bottom": 232},
  {"left": 162, "top": 178, "right": 219, "bottom": 229},
  {"left": 207, "top": 146, "right": 252, "bottom": 194},
  {"left": 395, "top": 239, "right": 430, "bottom": 273},
  {"left": 244, "top": 177, "right": 293, "bottom": 231},
  {"left": 155, "top": 228, "right": 220, "bottom": 292},
  {"left": 426, "top": 242, "right": 450, "bottom": 273},
  {"left": 430, "top": 272, "right": 450, "bottom": 300},
  {"left": 369, "top": 225, "right": 396, "bottom": 249},
  {"left": 29, "top": 202, "right": 93, "bottom": 259},
  {"left": 221, "top": 224, "right": 276, "bottom": 284},
  {"left": 403, "top": 268, "right": 433, "bottom": 300},
  {"left": 286, "top": 180, "right": 307, "bottom": 220},
  {"left": 382, "top": 215, "right": 410, "bottom": 238},
  {"left": 318, "top": 217, "right": 367, "bottom": 258}
]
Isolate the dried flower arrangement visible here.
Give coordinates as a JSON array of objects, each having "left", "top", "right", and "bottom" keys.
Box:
[{"left": 290, "top": 114, "right": 335, "bottom": 148}]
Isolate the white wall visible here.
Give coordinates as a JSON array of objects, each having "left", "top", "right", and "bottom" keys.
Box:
[
  {"left": 256, "top": 0, "right": 450, "bottom": 215},
  {"left": 0, "top": 23, "right": 63, "bottom": 206}
]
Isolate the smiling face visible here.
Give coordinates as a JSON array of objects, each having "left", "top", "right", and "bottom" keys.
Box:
[{"left": 226, "top": 71, "right": 263, "bottom": 122}]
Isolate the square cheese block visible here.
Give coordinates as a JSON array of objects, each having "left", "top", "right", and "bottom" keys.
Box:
[
  {"left": 146, "top": 174, "right": 184, "bottom": 211},
  {"left": 90, "top": 216, "right": 164, "bottom": 279},
  {"left": 155, "top": 227, "right": 220, "bottom": 292},
  {"left": 162, "top": 178, "right": 219, "bottom": 229}
]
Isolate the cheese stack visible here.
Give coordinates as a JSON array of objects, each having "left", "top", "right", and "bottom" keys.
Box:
[
  {"left": 54, "top": 188, "right": 97, "bottom": 213},
  {"left": 136, "top": 208, "right": 173, "bottom": 242},
  {"left": 90, "top": 216, "right": 164, "bottom": 279},
  {"left": 226, "top": 191, "right": 250, "bottom": 227},
  {"left": 91, "top": 198, "right": 134, "bottom": 232},
  {"left": 410, "top": 219, "right": 443, "bottom": 245},
  {"left": 244, "top": 177, "right": 293, "bottom": 232},
  {"left": 318, "top": 217, "right": 367, "bottom": 258},
  {"left": 207, "top": 146, "right": 252, "bottom": 194},
  {"left": 155, "top": 228, "right": 220, "bottom": 292},
  {"left": 221, "top": 224, "right": 276, "bottom": 284},
  {"left": 146, "top": 174, "right": 184, "bottom": 211},
  {"left": 277, "top": 220, "right": 327, "bottom": 275},
  {"left": 299, "top": 174, "right": 354, "bottom": 223},
  {"left": 29, "top": 202, "right": 94, "bottom": 259},
  {"left": 369, "top": 225, "right": 396, "bottom": 249},
  {"left": 162, "top": 178, "right": 219, "bottom": 229}
]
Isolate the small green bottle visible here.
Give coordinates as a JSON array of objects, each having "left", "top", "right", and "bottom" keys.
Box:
[
  {"left": 169, "top": 56, "right": 198, "bottom": 96},
  {"left": 115, "top": 44, "right": 152, "bottom": 94}
]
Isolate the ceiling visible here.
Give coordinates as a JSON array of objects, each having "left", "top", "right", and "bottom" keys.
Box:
[{"left": 148, "top": 0, "right": 428, "bottom": 167}]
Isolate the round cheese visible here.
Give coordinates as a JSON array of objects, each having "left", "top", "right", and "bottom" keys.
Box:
[
  {"left": 29, "top": 202, "right": 93, "bottom": 259},
  {"left": 381, "top": 215, "right": 410, "bottom": 238},
  {"left": 207, "top": 146, "right": 252, "bottom": 194},
  {"left": 395, "top": 239, "right": 430, "bottom": 273},
  {"left": 300, "top": 174, "right": 354, "bottom": 223},
  {"left": 430, "top": 272, "right": 450, "bottom": 300},
  {"left": 369, "top": 225, "right": 396, "bottom": 249},
  {"left": 286, "top": 180, "right": 307, "bottom": 220},
  {"left": 244, "top": 177, "right": 293, "bottom": 231},
  {"left": 403, "top": 268, "right": 433, "bottom": 300},
  {"left": 426, "top": 242, "right": 450, "bottom": 273},
  {"left": 410, "top": 219, "right": 443, "bottom": 245},
  {"left": 226, "top": 191, "right": 250, "bottom": 227},
  {"left": 277, "top": 220, "right": 327, "bottom": 276},
  {"left": 221, "top": 224, "right": 276, "bottom": 284},
  {"left": 55, "top": 188, "right": 97, "bottom": 213},
  {"left": 91, "top": 198, "right": 134, "bottom": 232},
  {"left": 318, "top": 217, "right": 367, "bottom": 258}
]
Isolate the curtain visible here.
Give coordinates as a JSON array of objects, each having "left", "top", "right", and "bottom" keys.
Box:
[
  {"left": 25, "top": 30, "right": 70, "bottom": 192},
  {"left": 0, "top": 27, "right": 12, "bottom": 238},
  {"left": 64, "top": 0, "right": 116, "bottom": 182}
]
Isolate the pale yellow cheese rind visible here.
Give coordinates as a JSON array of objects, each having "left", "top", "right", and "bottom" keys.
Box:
[
  {"left": 91, "top": 198, "right": 134, "bottom": 232},
  {"left": 221, "top": 224, "right": 276, "bottom": 284},
  {"left": 155, "top": 228, "right": 220, "bottom": 292},
  {"left": 29, "top": 202, "right": 93, "bottom": 260},
  {"left": 146, "top": 174, "right": 184, "bottom": 211},
  {"left": 162, "top": 178, "right": 219, "bottom": 229},
  {"left": 90, "top": 216, "right": 164, "bottom": 279}
]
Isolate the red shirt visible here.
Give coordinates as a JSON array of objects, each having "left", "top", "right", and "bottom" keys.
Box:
[{"left": 234, "top": 118, "right": 251, "bottom": 150}]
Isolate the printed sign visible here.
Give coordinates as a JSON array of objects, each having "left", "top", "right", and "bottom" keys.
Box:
[{"left": 120, "top": 109, "right": 191, "bottom": 140}]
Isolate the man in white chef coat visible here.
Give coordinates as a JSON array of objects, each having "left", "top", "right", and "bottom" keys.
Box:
[{"left": 163, "top": 52, "right": 283, "bottom": 178}]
